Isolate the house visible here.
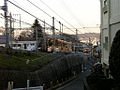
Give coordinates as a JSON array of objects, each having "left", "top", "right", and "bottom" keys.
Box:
[{"left": 100, "top": 0, "right": 120, "bottom": 75}]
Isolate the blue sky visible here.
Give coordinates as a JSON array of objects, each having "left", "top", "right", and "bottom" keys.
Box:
[{"left": 0, "top": 0, "right": 100, "bottom": 34}]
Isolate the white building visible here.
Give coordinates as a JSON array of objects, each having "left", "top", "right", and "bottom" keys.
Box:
[{"left": 100, "top": 0, "right": 120, "bottom": 71}]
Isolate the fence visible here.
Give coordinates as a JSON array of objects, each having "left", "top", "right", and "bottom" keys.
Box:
[{"left": 7, "top": 81, "right": 43, "bottom": 90}]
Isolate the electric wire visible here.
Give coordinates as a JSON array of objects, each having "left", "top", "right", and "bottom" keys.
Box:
[
  {"left": 8, "top": 0, "right": 94, "bottom": 42},
  {"left": 38, "top": 0, "right": 84, "bottom": 34},
  {"left": 61, "top": 0, "right": 96, "bottom": 38},
  {"left": 39, "top": 0, "right": 77, "bottom": 29},
  {"left": 26, "top": 0, "right": 76, "bottom": 33},
  {"left": 26, "top": 0, "right": 52, "bottom": 18},
  {"left": 8, "top": 0, "right": 51, "bottom": 27}
]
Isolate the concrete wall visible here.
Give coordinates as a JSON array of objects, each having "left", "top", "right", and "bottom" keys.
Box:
[{"left": 100, "top": 0, "right": 120, "bottom": 65}]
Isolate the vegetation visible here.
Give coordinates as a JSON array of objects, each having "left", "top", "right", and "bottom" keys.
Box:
[
  {"left": 109, "top": 30, "right": 120, "bottom": 81},
  {"left": 18, "top": 30, "right": 33, "bottom": 40},
  {"left": 0, "top": 48, "right": 57, "bottom": 71},
  {"left": 32, "top": 19, "right": 43, "bottom": 39}
]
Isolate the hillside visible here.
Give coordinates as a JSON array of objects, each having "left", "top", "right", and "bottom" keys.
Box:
[
  {"left": 78, "top": 33, "right": 100, "bottom": 45},
  {"left": 0, "top": 48, "right": 60, "bottom": 71}
]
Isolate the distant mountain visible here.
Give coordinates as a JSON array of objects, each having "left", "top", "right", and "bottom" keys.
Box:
[{"left": 78, "top": 33, "right": 100, "bottom": 45}]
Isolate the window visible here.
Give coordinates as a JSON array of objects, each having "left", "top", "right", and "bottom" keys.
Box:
[
  {"left": 31, "top": 43, "right": 34, "bottom": 46},
  {"left": 104, "top": 0, "right": 107, "bottom": 7},
  {"left": 103, "top": 0, "right": 108, "bottom": 14}
]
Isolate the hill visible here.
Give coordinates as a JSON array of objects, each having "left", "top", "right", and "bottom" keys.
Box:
[{"left": 78, "top": 33, "right": 100, "bottom": 45}]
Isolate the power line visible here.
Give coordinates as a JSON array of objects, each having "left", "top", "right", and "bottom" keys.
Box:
[
  {"left": 39, "top": 0, "right": 75, "bottom": 27},
  {"left": 60, "top": 1, "right": 91, "bottom": 38},
  {"left": 26, "top": 0, "right": 52, "bottom": 18},
  {"left": 38, "top": 0, "right": 76, "bottom": 33},
  {"left": 8, "top": 0, "right": 51, "bottom": 27},
  {"left": 13, "top": 18, "right": 32, "bottom": 26},
  {"left": 1, "top": 12, "right": 32, "bottom": 26},
  {"left": 12, "top": 0, "right": 22, "bottom": 7},
  {"left": 8, "top": 0, "right": 61, "bottom": 33},
  {"left": 25, "top": 0, "right": 76, "bottom": 33},
  {"left": 60, "top": 0, "right": 99, "bottom": 39}
]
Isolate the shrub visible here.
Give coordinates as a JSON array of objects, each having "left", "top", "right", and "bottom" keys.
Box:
[{"left": 109, "top": 30, "right": 120, "bottom": 81}]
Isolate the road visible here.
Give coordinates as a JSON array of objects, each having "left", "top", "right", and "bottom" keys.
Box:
[
  {"left": 56, "top": 56, "right": 99, "bottom": 90},
  {"left": 56, "top": 72, "right": 90, "bottom": 90}
]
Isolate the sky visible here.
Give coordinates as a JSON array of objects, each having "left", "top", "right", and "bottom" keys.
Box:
[{"left": 0, "top": 0, "right": 100, "bottom": 34}]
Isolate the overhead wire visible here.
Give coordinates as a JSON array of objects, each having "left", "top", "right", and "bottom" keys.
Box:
[
  {"left": 38, "top": 0, "right": 92, "bottom": 36},
  {"left": 9, "top": 0, "right": 62, "bottom": 32},
  {"left": 25, "top": 0, "right": 76, "bottom": 33},
  {"left": 61, "top": 0, "right": 98, "bottom": 39},
  {"left": 26, "top": 0, "right": 52, "bottom": 18},
  {"left": 8, "top": 0, "right": 94, "bottom": 41},
  {"left": 8, "top": 0, "right": 51, "bottom": 27},
  {"left": 26, "top": 0, "right": 85, "bottom": 35},
  {"left": 1, "top": 11, "right": 32, "bottom": 27},
  {"left": 38, "top": 0, "right": 76, "bottom": 33},
  {"left": 61, "top": 0, "right": 91, "bottom": 38}
]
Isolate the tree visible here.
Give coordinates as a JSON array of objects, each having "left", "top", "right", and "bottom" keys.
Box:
[
  {"left": 32, "top": 19, "right": 43, "bottom": 49},
  {"left": 32, "top": 19, "right": 43, "bottom": 39},
  {"left": 109, "top": 30, "right": 120, "bottom": 81},
  {"left": 18, "top": 30, "right": 32, "bottom": 40}
]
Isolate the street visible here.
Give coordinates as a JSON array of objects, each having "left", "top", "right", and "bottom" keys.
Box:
[
  {"left": 56, "top": 72, "right": 91, "bottom": 90},
  {"left": 56, "top": 56, "right": 99, "bottom": 90}
]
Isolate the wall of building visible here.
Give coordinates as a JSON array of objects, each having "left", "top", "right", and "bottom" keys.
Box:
[{"left": 101, "top": 0, "right": 120, "bottom": 65}]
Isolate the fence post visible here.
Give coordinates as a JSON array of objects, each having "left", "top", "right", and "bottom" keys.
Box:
[
  {"left": 7, "top": 81, "right": 12, "bottom": 90},
  {"left": 81, "top": 64, "right": 84, "bottom": 72},
  {"left": 27, "top": 80, "right": 29, "bottom": 90},
  {"left": 11, "top": 81, "right": 13, "bottom": 89}
]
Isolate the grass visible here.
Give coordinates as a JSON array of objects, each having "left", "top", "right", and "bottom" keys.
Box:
[{"left": 0, "top": 50, "right": 57, "bottom": 71}]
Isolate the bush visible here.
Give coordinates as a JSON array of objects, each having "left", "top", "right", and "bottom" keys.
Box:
[{"left": 109, "top": 30, "right": 120, "bottom": 81}]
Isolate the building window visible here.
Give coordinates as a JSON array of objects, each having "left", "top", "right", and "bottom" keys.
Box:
[
  {"left": 103, "top": 0, "right": 108, "bottom": 14},
  {"left": 104, "top": 0, "right": 107, "bottom": 7}
]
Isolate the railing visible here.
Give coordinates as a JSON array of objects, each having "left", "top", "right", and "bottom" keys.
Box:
[{"left": 7, "top": 81, "right": 43, "bottom": 90}]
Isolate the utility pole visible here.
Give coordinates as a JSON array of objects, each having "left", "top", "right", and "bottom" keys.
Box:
[
  {"left": 52, "top": 17, "right": 55, "bottom": 52},
  {"left": 74, "top": 29, "right": 78, "bottom": 52},
  {"left": 62, "top": 24, "right": 63, "bottom": 34},
  {"left": 35, "top": 26, "right": 38, "bottom": 54},
  {"left": 4, "top": 0, "right": 9, "bottom": 48},
  {"left": 61, "top": 23, "right": 64, "bottom": 40},
  {"left": 59, "top": 21, "right": 61, "bottom": 39},
  {"left": 9, "top": 13, "right": 12, "bottom": 48},
  {"left": 76, "top": 29, "right": 78, "bottom": 40},
  {"left": 19, "top": 14, "right": 21, "bottom": 30},
  {"left": 43, "top": 20, "right": 46, "bottom": 51}
]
